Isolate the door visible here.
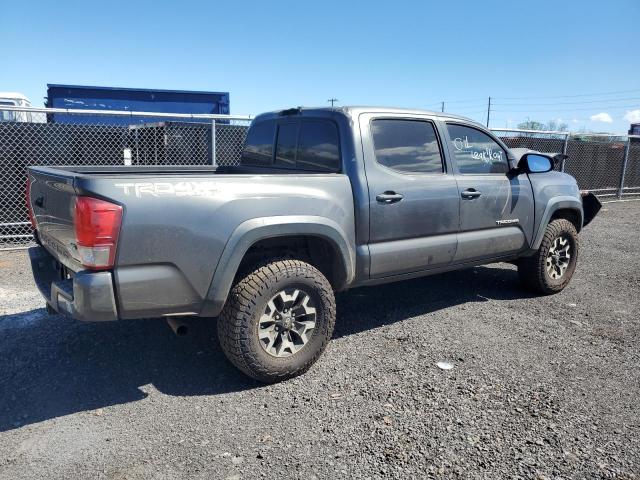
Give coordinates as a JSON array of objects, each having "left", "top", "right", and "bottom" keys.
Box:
[
  {"left": 443, "top": 123, "right": 534, "bottom": 262},
  {"left": 360, "top": 114, "right": 460, "bottom": 278}
]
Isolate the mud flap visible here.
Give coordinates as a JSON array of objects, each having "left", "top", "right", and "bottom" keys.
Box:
[{"left": 581, "top": 192, "right": 602, "bottom": 227}]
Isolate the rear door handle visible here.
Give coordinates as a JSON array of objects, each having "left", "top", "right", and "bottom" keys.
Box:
[
  {"left": 461, "top": 189, "right": 482, "bottom": 199},
  {"left": 376, "top": 191, "right": 404, "bottom": 204}
]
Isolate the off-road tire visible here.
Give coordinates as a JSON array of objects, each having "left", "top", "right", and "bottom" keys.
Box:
[
  {"left": 518, "top": 218, "right": 579, "bottom": 294},
  {"left": 218, "top": 259, "right": 336, "bottom": 383}
]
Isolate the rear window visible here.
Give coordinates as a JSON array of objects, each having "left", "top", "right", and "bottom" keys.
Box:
[
  {"left": 241, "top": 120, "right": 276, "bottom": 166},
  {"left": 274, "top": 123, "right": 298, "bottom": 168},
  {"left": 297, "top": 121, "right": 340, "bottom": 172},
  {"left": 241, "top": 118, "right": 340, "bottom": 172}
]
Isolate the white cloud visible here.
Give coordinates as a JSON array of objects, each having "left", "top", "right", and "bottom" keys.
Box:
[
  {"left": 623, "top": 109, "right": 640, "bottom": 123},
  {"left": 571, "top": 118, "right": 580, "bottom": 123},
  {"left": 590, "top": 112, "right": 613, "bottom": 123}
]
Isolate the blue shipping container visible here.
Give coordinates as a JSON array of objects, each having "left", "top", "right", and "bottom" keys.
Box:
[{"left": 46, "top": 84, "right": 230, "bottom": 125}]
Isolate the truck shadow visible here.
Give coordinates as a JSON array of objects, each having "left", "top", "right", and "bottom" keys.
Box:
[
  {"left": 334, "top": 263, "right": 534, "bottom": 338},
  {"left": 0, "top": 264, "right": 532, "bottom": 432}
]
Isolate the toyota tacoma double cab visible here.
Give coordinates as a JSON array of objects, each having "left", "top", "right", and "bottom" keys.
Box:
[{"left": 27, "top": 106, "right": 601, "bottom": 382}]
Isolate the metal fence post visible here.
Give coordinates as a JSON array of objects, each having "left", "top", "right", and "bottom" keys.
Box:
[
  {"left": 561, "top": 133, "right": 570, "bottom": 172},
  {"left": 618, "top": 136, "right": 631, "bottom": 199},
  {"left": 211, "top": 119, "right": 217, "bottom": 166}
]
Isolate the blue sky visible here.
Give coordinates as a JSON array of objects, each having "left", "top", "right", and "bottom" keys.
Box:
[{"left": 2, "top": 0, "right": 639, "bottom": 133}]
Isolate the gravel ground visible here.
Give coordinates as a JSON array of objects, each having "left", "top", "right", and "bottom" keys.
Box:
[{"left": 0, "top": 201, "right": 639, "bottom": 479}]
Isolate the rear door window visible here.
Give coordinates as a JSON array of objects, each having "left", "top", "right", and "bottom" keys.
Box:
[{"left": 371, "top": 119, "right": 444, "bottom": 173}]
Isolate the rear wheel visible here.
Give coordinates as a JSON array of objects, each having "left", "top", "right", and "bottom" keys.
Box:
[
  {"left": 218, "top": 259, "right": 336, "bottom": 383},
  {"left": 518, "top": 218, "right": 579, "bottom": 294}
]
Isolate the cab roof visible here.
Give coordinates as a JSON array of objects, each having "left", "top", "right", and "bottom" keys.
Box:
[{"left": 254, "top": 106, "right": 482, "bottom": 127}]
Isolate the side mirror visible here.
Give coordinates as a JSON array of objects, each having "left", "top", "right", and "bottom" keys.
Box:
[{"left": 518, "top": 153, "right": 554, "bottom": 173}]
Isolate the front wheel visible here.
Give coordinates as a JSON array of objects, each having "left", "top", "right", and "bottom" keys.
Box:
[
  {"left": 518, "top": 218, "right": 579, "bottom": 294},
  {"left": 218, "top": 259, "right": 336, "bottom": 383}
]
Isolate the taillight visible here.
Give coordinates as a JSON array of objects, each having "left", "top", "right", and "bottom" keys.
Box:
[
  {"left": 26, "top": 176, "right": 36, "bottom": 229},
  {"left": 73, "top": 196, "right": 123, "bottom": 269}
]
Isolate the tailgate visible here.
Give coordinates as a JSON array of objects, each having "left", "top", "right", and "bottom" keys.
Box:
[{"left": 28, "top": 167, "right": 82, "bottom": 271}]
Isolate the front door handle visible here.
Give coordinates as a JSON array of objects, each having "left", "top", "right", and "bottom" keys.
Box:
[
  {"left": 376, "top": 191, "right": 404, "bottom": 204},
  {"left": 461, "top": 189, "right": 482, "bottom": 199}
]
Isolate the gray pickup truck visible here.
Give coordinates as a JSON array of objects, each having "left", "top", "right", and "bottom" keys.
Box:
[{"left": 27, "top": 106, "right": 601, "bottom": 382}]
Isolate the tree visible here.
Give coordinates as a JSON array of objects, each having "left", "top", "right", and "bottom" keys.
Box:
[
  {"left": 517, "top": 120, "right": 546, "bottom": 131},
  {"left": 517, "top": 119, "right": 568, "bottom": 132},
  {"left": 545, "top": 120, "right": 569, "bottom": 132}
]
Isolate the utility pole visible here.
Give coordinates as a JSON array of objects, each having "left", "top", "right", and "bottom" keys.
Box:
[
  {"left": 486, "top": 96, "right": 491, "bottom": 127},
  {"left": 328, "top": 98, "right": 338, "bottom": 107},
  {"left": 441, "top": 101, "right": 445, "bottom": 112}
]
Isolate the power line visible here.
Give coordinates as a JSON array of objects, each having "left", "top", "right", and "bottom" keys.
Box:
[
  {"left": 434, "top": 89, "right": 640, "bottom": 112},
  {"left": 426, "top": 98, "right": 488, "bottom": 108},
  {"left": 445, "top": 103, "right": 489, "bottom": 109},
  {"left": 434, "top": 97, "right": 487, "bottom": 104},
  {"left": 493, "top": 97, "right": 640, "bottom": 107},
  {"left": 433, "top": 90, "right": 640, "bottom": 121},
  {"left": 492, "top": 104, "right": 640, "bottom": 113},
  {"left": 495, "top": 88, "right": 640, "bottom": 100},
  {"left": 447, "top": 109, "right": 496, "bottom": 114}
]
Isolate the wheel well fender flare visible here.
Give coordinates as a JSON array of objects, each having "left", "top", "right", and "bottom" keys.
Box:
[
  {"left": 202, "top": 215, "right": 355, "bottom": 317},
  {"left": 531, "top": 197, "right": 583, "bottom": 251}
]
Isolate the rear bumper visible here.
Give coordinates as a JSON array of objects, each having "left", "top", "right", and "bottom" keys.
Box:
[{"left": 29, "top": 246, "right": 119, "bottom": 322}]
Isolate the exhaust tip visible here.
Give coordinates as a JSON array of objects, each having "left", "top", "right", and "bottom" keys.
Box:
[
  {"left": 175, "top": 324, "right": 188, "bottom": 336},
  {"left": 166, "top": 318, "right": 189, "bottom": 336}
]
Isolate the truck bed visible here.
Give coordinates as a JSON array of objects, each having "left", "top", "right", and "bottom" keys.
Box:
[{"left": 28, "top": 165, "right": 355, "bottom": 319}]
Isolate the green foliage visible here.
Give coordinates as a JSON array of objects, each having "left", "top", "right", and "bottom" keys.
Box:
[{"left": 517, "top": 119, "right": 568, "bottom": 132}]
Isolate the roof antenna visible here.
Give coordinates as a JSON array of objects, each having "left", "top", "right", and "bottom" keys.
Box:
[{"left": 327, "top": 98, "right": 338, "bottom": 107}]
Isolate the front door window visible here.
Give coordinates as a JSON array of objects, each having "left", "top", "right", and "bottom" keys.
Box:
[{"left": 446, "top": 124, "right": 509, "bottom": 174}]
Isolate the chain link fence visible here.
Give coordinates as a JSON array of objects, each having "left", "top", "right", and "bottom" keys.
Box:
[
  {"left": 492, "top": 128, "right": 640, "bottom": 198},
  {"left": 0, "top": 107, "right": 250, "bottom": 249},
  {"left": 1, "top": 107, "right": 639, "bottom": 250}
]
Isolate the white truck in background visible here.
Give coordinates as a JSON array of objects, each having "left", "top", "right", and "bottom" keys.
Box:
[{"left": 0, "top": 92, "right": 44, "bottom": 123}]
